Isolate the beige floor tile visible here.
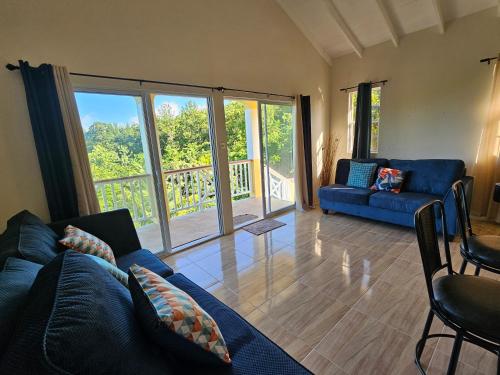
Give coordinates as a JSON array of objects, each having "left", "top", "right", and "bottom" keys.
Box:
[
  {"left": 204, "top": 282, "right": 256, "bottom": 316},
  {"left": 194, "top": 249, "right": 255, "bottom": 280},
  {"left": 301, "top": 350, "right": 347, "bottom": 375},
  {"left": 352, "top": 280, "right": 428, "bottom": 337},
  {"left": 176, "top": 262, "right": 218, "bottom": 289},
  {"left": 427, "top": 350, "right": 485, "bottom": 375},
  {"left": 315, "top": 309, "right": 414, "bottom": 375},
  {"left": 259, "top": 280, "right": 349, "bottom": 346},
  {"left": 378, "top": 257, "right": 426, "bottom": 291}
]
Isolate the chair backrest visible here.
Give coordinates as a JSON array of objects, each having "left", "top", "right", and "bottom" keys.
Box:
[
  {"left": 414, "top": 200, "right": 453, "bottom": 301},
  {"left": 452, "top": 180, "right": 473, "bottom": 253}
]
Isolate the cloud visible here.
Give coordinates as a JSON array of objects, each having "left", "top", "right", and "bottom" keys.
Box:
[
  {"left": 155, "top": 101, "right": 181, "bottom": 117},
  {"left": 80, "top": 114, "right": 94, "bottom": 130},
  {"left": 128, "top": 116, "right": 139, "bottom": 124}
]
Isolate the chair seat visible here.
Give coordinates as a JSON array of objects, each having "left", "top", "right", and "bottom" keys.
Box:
[
  {"left": 462, "top": 235, "right": 500, "bottom": 269},
  {"left": 433, "top": 275, "right": 500, "bottom": 341}
]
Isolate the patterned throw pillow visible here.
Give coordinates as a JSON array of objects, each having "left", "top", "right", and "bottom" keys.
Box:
[
  {"left": 84, "top": 254, "right": 128, "bottom": 287},
  {"left": 128, "top": 264, "right": 231, "bottom": 366},
  {"left": 371, "top": 167, "right": 406, "bottom": 193},
  {"left": 59, "top": 225, "right": 116, "bottom": 265},
  {"left": 346, "top": 161, "right": 378, "bottom": 188}
]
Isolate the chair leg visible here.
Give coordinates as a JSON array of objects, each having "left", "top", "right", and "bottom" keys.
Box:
[
  {"left": 417, "top": 310, "right": 434, "bottom": 360},
  {"left": 447, "top": 334, "right": 463, "bottom": 375},
  {"left": 474, "top": 265, "right": 481, "bottom": 276},
  {"left": 459, "top": 259, "right": 468, "bottom": 274}
]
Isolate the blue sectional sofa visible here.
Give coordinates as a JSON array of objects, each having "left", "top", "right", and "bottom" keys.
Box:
[
  {"left": 0, "top": 209, "right": 310, "bottom": 374},
  {"left": 319, "top": 159, "right": 474, "bottom": 236}
]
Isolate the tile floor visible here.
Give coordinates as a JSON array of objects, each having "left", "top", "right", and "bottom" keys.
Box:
[{"left": 161, "top": 209, "right": 500, "bottom": 374}]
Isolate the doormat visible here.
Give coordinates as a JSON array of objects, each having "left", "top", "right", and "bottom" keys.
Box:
[
  {"left": 233, "top": 214, "right": 259, "bottom": 226},
  {"left": 242, "top": 219, "right": 286, "bottom": 236}
]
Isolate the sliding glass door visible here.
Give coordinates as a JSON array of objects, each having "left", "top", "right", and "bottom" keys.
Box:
[
  {"left": 151, "top": 94, "right": 221, "bottom": 248},
  {"left": 74, "top": 92, "right": 164, "bottom": 252},
  {"left": 259, "top": 102, "right": 295, "bottom": 215}
]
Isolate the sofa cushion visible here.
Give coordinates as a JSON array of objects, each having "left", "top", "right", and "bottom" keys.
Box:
[
  {"left": 0, "top": 210, "right": 59, "bottom": 267},
  {"left": 59, "top": 225, "right": 117, "bottom": 265},
  {"left": 0, "top": 251, "right": 171, "bottom": 374},
  {"left": 0, "top": 258, "right": 42, "bottom": 354},
  {"left": 319, "top": 184, "right": 374, "bottom": 206},
  {"left": 116, "top": 249, "right": 174, "bottom": 278},
  {"left": 369, "top": 191, "right": 440, "bottom": 214},
  {"left": 128, "top": 265, "right": 231, "bottom": 366},
  {"left": 335, "top": 158, "right": 389, "bottom": 185},
  {"left": 166, "top": 273, "right": 312, "bottom": 375},
  {"left": 388, "top": 159, "right": 465, "bottom": 196}
]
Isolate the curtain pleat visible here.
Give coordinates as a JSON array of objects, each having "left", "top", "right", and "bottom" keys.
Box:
[
  {"left": 294, "top": 95, "right": 313, "bottom": 210},
  {"left": 19, "top": 61, "right": 79, "bottom": 221},
  {"left": 471, "top": 54, "right": 500, "bottom": 222},
  {"left": 53, "top": 66, "right": 100, "bottom": 216},
  {"left": 352, "top": 83, "right": 372, "bottom": 159}
]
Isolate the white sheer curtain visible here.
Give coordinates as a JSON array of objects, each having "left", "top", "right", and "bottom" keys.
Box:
[
  {"left": 53, "top": 66, "right": 100, "bottom": 216},
  {"left": 471, "top": 53, "right": 500, "bottom": 222}
]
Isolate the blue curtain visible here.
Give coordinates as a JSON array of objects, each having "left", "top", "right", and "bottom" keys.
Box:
[
  {"left": 300, "top": 95, "right": 313, "bottom": 207},
  {"left": 352, "top": 82, "right": 372, "bottom": 159},
  {"left": 19, "top": 61, "right": 79, "bottom": 221}
]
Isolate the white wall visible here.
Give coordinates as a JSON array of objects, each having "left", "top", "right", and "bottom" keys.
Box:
[
  {"left": 330, "top": 8, "right": 500, "bottom": 172},
  {"left": 0, "top": 0, "right": 331, "bottom": 227}
]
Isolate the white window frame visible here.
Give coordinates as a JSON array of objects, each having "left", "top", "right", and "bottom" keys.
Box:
[{"left": 347, "top": 86, "right": 381, "bottom": 154}]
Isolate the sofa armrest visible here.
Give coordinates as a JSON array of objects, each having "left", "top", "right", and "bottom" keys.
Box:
[{"left": 49, "top": 209, "right": 142, "bottom": 257}]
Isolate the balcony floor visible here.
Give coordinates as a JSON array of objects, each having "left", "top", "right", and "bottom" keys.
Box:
[{"left": 137, "top": 196, "right": 293, "bottom": 251}]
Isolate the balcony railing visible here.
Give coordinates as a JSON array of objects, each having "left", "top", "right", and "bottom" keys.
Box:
[{"left": 94, "top": 160, "right": 254, "bottom": 224}]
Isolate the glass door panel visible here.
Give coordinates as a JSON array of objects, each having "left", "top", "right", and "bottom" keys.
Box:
[
  {"left": 74, "top": 92, "right": 164, "bottom": 252},
  {"left": 260, "top": 102, "right": 295, "bottom": 215},
  {"left": 152, "top": 94, "right": 220, "bottom": 248},
  {"left": 223, "top": 99, "right": 265, "bottom": 228}
]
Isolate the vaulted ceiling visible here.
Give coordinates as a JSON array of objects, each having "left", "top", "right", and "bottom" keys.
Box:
[{"left": 275, "top": 0, "right": 498, "bottom": 64}]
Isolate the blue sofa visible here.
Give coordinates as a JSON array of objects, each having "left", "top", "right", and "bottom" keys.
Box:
[
  {"left": 0, "top": 209, "right": 310, "bottom": 374},
  {"left": 319, "top": 159, "right": 474, "bottom": 236}
]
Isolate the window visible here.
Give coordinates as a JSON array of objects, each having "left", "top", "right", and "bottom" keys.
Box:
[{"left": 347, "top": 86, "right": 381, "bottom": 154}]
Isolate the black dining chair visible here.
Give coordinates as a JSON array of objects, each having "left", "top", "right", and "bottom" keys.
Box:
[
  {"left": 414, "top": 199, "right": 500, "bottom": 375},
  {"left": 452, "top": 180, "right": 500, "bottom": 276}
]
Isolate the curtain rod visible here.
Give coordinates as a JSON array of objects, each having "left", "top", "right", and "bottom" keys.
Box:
[
  {"left": 480, "top": 57, "right": 498, "bottom": 65},
  {"left": 339, "top": 80, "right": 388, "bottom": 92},
  {"left": 5, "top": 63, "right": 295, "bottom": 99}
]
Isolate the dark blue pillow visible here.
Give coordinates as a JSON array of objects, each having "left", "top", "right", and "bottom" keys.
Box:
[
  {"left": 0, "top": 258, "right": 42, "bottom": 354},
  {"left": 0, "top": 210, "right": 59, "bottom": 266},
  {"left": 0, "top": 251, "right": 173, "bottom": 374}
]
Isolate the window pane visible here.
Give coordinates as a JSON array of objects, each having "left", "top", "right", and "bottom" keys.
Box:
[{"left": 347, "top": 87, "right": 381, "bottom": 154}]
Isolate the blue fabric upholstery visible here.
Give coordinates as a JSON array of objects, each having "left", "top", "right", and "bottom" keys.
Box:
[
  {"left": 346, "top": 161, "right": 378, "bottom": 188},
  {"left": 166, "top": 273, "right": 312, "bottom": 375},
  {"left": 0, "top": 210, "right": 59, "bottom": 267},
  {"left": 116, "top": 249, "right": 173, "bottom": 278},
  {"left": 335, "top": 158, "right": 388, "bottom": 185},
  {"left": 319, "top": 159, "right": 470, "bottom": 236},
  {"left": 388, "top": 159, "right": 465, "bottom": 196},
  {"left": 369, "top": 191, "right": 440, "bottom": 214},
  {"left": 0, "top": 258, "right": 42, "bottom": 354},
  {"left": 0, "top": 251, "right": 171, "bottom": 374},
  {"left": 319, "top": 184, "right": 374, "bottom": 206},
  {"left": 84, "top": 253, "right": 128, "bottom": 287}
]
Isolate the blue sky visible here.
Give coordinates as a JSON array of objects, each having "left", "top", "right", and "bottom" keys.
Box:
[{"left": 75, "top": 92, "right": 207, "bottom": 130}]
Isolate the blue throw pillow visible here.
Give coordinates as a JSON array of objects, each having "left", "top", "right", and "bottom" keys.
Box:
[
  {"left": 346, "top": 161, "right": 378, "bottom": 188},
  {"left": 0, "top": 257, "right": 42, "bottom": 354},
  {"left": 0, "top": 210, "right": 59, "bottom": 266},
  {"left": 84, "top": 253, "right": 128, "bottom": 287},
  {"left": 0, "top": 251, "right": 171, "bottom": 374}
]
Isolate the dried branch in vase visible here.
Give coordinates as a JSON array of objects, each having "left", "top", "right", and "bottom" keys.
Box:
[{"left": 320, "top": 136, "right": 340, "bottom": 187}]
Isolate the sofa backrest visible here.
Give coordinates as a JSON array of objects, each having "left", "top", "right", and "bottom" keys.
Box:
[
  {"left": 388, "top": 159, "right": 465, "bottom": 196},
  {"left": 335, "top": 158, "right": 389, "bottom": 185}
]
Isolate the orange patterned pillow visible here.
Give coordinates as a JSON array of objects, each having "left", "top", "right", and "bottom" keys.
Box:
[{"left": 59, "top": 225, "right": 116, "bottom": 265}]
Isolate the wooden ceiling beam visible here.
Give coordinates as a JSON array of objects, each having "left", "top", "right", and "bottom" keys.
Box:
[
  {"left": 430, "top": 0, "right": 445, "bottom": 34},
  {"left": 323, "top": 0, "right": 363, "bottom": 58},
  {"left": 374, "top": 0, "right": 399, "bottom": 47}
]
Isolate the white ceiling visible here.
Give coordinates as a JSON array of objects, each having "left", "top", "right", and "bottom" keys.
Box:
[{"left": 275, "top": 0, "right": 497, "bottom": 64}]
